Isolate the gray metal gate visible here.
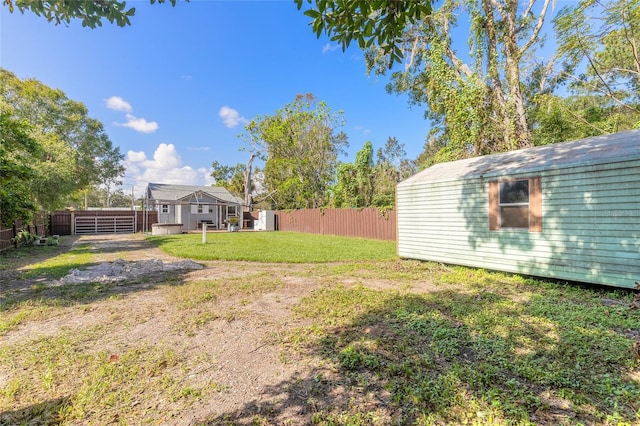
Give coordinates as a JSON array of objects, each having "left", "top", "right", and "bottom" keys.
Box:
[{"left": 74, "top": 216, "right": 135, "bottom": 235}]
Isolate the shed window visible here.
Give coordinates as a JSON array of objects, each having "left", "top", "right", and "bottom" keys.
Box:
[
  {"left": 500, "top": 180, "right": 529, "bottom": 228},
  {"left": 161, "top": 204, "right": 169, "bottom": 213},
  {"left": 489, "top": 177, "right": 542, "bottom": 232}
]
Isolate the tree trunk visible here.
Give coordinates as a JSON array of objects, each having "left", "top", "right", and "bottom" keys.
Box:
[{"left": 243, "top": 153, "right": 256, "bottom": 211}]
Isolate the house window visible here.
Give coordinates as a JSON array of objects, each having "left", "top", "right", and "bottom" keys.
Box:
[
  {"left": 208, "top": 205, "right": 214, "bottom": 213},
  {"left": 197, "top": 205, "right": 204, "bottom": 214},
  {"left": 161, "top": 204, "right": 169, "bottom": 214},
  {"left": 227, "top": 205, "right": 237, "bottom": 217},
  {"left": 489, "top": 177, "right": 542, "bottom": 232}
]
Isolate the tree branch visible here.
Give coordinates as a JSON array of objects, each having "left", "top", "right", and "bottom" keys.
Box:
[
  {"left": 520, "top": 0, "right": 552, "bottom": 55},
  {"left": 619, "top": 3, "right": 640, "bottom": 78},
  {"left": 561, "top": 70, "right": 639, "bottom": 112},
  {"left": 520, "top": 0, "right": 536, "bottom": 23}
]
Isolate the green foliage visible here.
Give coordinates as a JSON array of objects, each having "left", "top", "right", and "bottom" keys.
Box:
[
  {"left": 332, "top": 137, "right": 414, "bottom": 208},
  {"left": 210, "top": 161, "right": 246, "bottom": 197},
  {"left": 553, "top": 0, "right": 640, "bottom": 127},
  {"left": 244, "top": 94, "right": 348, "bottom": 209},
  {"left": 554, "top": 0, "right": 640, "bottom": 103},
  {"left": 3, "top": 0, "right": 180, "bottom": 28},
  {"left": 367, "top": 0, "right": 552, "bottom": 164},
  {"left": 332, "top": 141, "right": 373, "bottom": 207},
  {"left": 531, "top": 94, "right": 640, "bottom": 145},
  {"left": 372, "top": 137, "right": 415, "bottom": 207},
  {"left": 290, "top": 270, "right": 640, "bottom": 424},
  {"left": 0, "top": 69, "right": 124, "bottom": 212},
  {"left": 13, "top": 230, "right": 37, "bottom": 247},
  {"left": 0, "top": 112, "right": 41, "bottom": 226},
  {"left": 65, "top": 186, "right": 133, "bottom": 209},
  {"left": 295, "top": 0, "right": 432, "bottom": 66},
  {"left": 146, "top": 232, "right": 396, "bottom": 263}
]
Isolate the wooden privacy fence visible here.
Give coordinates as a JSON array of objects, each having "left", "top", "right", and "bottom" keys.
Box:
[
  {"left": 0, "top": 213, "right": 48, "bottom": 251},
  {"left": 273, "top": 208, "right": 396, "bottom": 241}
]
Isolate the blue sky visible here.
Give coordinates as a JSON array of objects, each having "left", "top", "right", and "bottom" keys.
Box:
[{"left": 1, "top": 0, "right": 431, "bottom": 196}]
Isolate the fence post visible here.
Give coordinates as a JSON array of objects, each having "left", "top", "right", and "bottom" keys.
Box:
[{"left": 12, "top": 223, "right": 17, "bottom": 248}]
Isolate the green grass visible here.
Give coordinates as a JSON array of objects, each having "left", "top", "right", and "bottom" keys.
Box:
[
  {"left": 0, "top": 241, "right": 68, "bottom": 273},
  {"left": 146, "top": 231, "right": 397, "bottom": 262},
  {"left": 20, "top": 245, "right": 96, "bottom": 279},
  {"left": 0, "top": 329, "right": 215, "bottom": 424},
  {"left": 285, "top": 269, "right": 640, "bottom": 425},
  {"left": 0, "top": 241, "right": 96, "bottom": 280}
]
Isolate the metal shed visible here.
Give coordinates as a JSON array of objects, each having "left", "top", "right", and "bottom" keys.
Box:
[{"left": 396, "top": 130, "right": 640, "bottom": 289}]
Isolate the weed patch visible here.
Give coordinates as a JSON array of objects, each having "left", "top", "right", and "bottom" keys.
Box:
[{"left": 287, "top": 273, "right": 640, "bottom": 425}]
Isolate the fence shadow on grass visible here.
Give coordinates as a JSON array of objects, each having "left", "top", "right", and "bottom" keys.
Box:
[{"left": 201, "top": 285, "right": 640, "bottom": 425}]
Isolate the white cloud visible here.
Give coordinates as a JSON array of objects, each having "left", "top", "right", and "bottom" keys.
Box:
[
  {"left": 146, "top": 143, "right": 181, "bottom": 169},
  {"left": 354, "top": 125, "right": 372, "bottom": 135},
  {"left": 199, "top": 167, "right": 216, "bottom": 186},
  {"left": 322, "top": 43, "right": 340, "bottom": 54},
  {"left": 105, "top": 96, "right": 133, "bottom": 112},
  {"left": 125, "top": 144, "right": 213, "bottom": 187},
  {"left": 219, "top": 106, "right": 248, "bottom": 128},
  {"left": 127, "top": 150, "right": 147, "bottom": 162},
  {"left": 115, "top": 113, "right": 159, "bottom": 134}
]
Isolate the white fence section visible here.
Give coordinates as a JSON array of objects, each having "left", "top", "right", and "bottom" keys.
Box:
[{"left": 74, "top": 216, "right": 136, "bottom": 235}]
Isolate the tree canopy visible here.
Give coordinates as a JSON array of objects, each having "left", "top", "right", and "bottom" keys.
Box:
[
  {"left": 552, "top": 0, "right": 640, "bottom": 131},
  {"left": 298, "top": 0, "right": 639, "bottom": 169},
  {"left": 295, "top": 0, "right": 432, "bottom": 66},
  {"left": 332, "top": 137, "right": 415, "bottom": 208},
  {"left": 244, "top": 94, "right": 348, "bottom": 209},
  {"left": 2, "top": 0, "right": 180, "bottom": 28},
  {"left": 0, "top": 113, "right": 42, "bottom": 226},
  {"left": 0, "top": 69, "right": 125, "bottom": 221},
  {"left": 210, "top": 161, "right": 247, "bottom": 197}
]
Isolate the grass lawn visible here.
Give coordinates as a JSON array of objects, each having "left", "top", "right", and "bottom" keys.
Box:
[
  {"left": 288, "top": 264, "right": 640, "bottom": 424},
  {"left": 145, "top": 231, "right": 397, "bottom": 262},
  {"left": 1, "top": 233, "right": 639, "bottom": 424}
]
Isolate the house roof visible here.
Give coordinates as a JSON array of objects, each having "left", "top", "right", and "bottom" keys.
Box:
[
  {"left": 147, "top": 183, "right": 243, "bottom": 204},
  {"left": 401, "top": 129, "right": 640, "bottom": 185}
]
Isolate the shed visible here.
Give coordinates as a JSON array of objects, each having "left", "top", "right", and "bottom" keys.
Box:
[
  {"left": 396, "top": 130, "right": 640, "bottom": 289},
  {"left": 146, "top": 183, "right": 243, "bottom": 231}
]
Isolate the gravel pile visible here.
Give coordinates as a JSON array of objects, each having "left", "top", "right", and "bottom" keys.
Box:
[{"left": 54, "top": 259, "right": 204, "bottom": 285}]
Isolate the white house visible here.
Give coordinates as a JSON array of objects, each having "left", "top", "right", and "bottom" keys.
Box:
[{"left": 146, "top": 183, "right": 243, "bottom": 231}]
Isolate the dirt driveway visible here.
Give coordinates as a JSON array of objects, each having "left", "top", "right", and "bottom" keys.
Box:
[{"left": 1, "top": 233, "right": 413, "bottom": 425}]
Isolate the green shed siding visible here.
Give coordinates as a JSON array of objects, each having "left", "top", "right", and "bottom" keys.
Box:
[{"left": 397, "top": 131, "right": 640, "bottom": 289}]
